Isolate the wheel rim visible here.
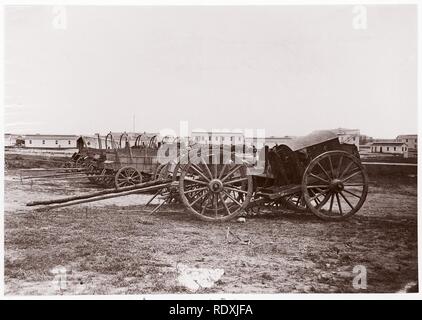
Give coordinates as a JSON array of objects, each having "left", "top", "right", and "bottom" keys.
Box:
[
  {"left": 179, "top": 156, "right": 253, "bottom": 221},
  {"left": 302, "top": 151, "right": 368, "bottom": 220},
  {"left": 115, "top": 166, "right": 142, "bottom": 188}
]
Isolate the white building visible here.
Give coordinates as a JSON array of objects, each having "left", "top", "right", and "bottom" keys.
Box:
[
  {"left": 397, "top": 134, "right": 417, "bottom": 149},
  {"left": 191, "top": 130, "right": 245, "bottom": 145},
  {"left": 24, "top": 134, "right": 78, "bottom": 149},
  {"left": 370, "top": 140, "right": 408, "bottom": 158},
  {"left": 396, "top": 134, "right": 417, "bottom": 157},
  {"left": 331, "top": 128, "right": 360, "bottom": 150},
  {"left": 4, "top": 134, "right": 24, "bottom": 147}
]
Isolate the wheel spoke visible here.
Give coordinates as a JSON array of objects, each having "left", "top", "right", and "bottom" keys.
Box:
[
  {"left": 309, "top": 173, "right": 330, "bottom": 184},
  {"left": 200, "top": 196, "right": 209, "bottom": 215},
  {"left": 336, "top": 155, "right": 343, "bottom": 178},
  {"left": 213, "top": 164, "right": 218, "bottom": 179},
  {"left": 189, "top": 192, "right": 209, "bottom": 206},
  {"left": 342, "top": 189, "right": 362, "bottom": 199},
  {"left": 339, "top": 160, "right": 354, "bottom": 179},
  {"left": 218, "top": 163, "right": 229, "bottom": 179},
  {"left": 190, "top": 164, "right": 211, "bottom": 182},
  {"left": 309, "top": 189, "right": 329, "bottom": 202},
  {"left": 224, "top": 186, "right": 248, "bottom": 194},
  {"left": 317, "top": 162, "right": 332, "bottom": 180},
  {"left": 221, "top": 165, "right": 242, "bottom": 182},
  {"left": 342, "top": 170, "right": 362, "bottom": 183},
  {"left": 343, "top": 183, "right": 365, "bottom": 187},
  {"left": 328, "top": 156, "right": 335, "bottom": 178},
  {"left": 335, "top": 193, "right": 343, "bottom": 215},
  {"left": 183, "top": 177, "right": 209, "bottom": 186},
  {"left": 329, "top": 193, "right": 334, "bottom": 214},
  {"left": 307, "top": 185, "right": 330, "bottom": 189},
  {"left": 214, "top": 194, "right": 218, "bottom": 216},
  {"left": 224, "top": 177, "right": 248, "bottom": 185},
  {"left": 222, "top": 190, "right": 242, "bottom": 207},
  {"left": 219, "top": 193, "right": 231, "bottom": 215},
  {"left": 184, "top": 187, "right": 208, "bottom": 195},
  {"left": 339, "top": 191, "right": 354, "bottom": 209},
  {"left": 200, "top": 157, "right": 213, "bottom": 180}
]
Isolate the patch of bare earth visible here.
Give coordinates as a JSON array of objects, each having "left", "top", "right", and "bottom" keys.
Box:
[{"left": 4, "top": 170, "right": 418, "bottom": 295}]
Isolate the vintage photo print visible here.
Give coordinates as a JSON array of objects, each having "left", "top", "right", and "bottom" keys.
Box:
[{"left": 1, "top": 2, "right": 419, "bottom": 298}]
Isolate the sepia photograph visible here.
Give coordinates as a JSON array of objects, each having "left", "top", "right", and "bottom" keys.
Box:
[{"left": 2, "top": 2, "right": 419, "bottom": 298}]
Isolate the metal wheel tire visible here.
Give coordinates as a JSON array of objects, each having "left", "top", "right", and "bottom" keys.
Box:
[
  {"left": 301, "top": 151, "right": 368, "bottom": 221},
  {"left": 114, "top": 166, "right": 142, "bottom": 189},
  {"left": 178, "top": 155, "right": 253, "bottom": 222}
]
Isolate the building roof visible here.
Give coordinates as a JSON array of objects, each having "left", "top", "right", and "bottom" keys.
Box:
[
  {"left": 397, "top": 134, "right": 417, "bottom": 138},
  {"left": 24, "top": 134, "right": 79, "bottom": 140},
  {"left": 192, "top": 130, "right": 244, "bottom": 135},
  {"left": 371, "top": 142, "right": 406, "bottom": 146}
]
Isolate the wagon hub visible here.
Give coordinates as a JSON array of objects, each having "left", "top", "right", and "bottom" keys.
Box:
[
  {"left": 330, "top": 179, "right": 344, "bottom": 192},
  {"left": 209, "top": 179, "right": 224, "bottom": 193}
]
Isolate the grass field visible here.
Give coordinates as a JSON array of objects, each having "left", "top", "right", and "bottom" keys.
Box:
[{"left": 4, "top": 168, "right": 418, "bottom": 295}]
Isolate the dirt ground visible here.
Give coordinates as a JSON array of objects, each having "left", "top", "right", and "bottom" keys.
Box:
[{"left": 4, "top": 168, "right": 418, "bottom": 295}]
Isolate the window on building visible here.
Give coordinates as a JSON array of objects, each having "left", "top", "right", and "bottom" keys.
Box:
[
  {"left": 55, "top": 140, "right": 58, "bottom": 144},
  {"left": 394, "top": 147, "right": 396, "bottom": 151},
  {"left": 402, "top": 147, "right": 404, "bottom": 151},
  {"left": 68, "top": 140, "right": 71, "bottom": 145},
  {"left": 29, "top": 140, "right": 32, "bottom": 144},
  {"left": 42, "top": 140, "right": 45, "bottom": 145},
  {"left": 406, "top": 139, "right": 408, "bottom": 142},
  {"left": 87, "top": 141, "right": 91, "bottom": 146},
  {"left": 387, "top": 147, "right": 389, "bottom": 151}
]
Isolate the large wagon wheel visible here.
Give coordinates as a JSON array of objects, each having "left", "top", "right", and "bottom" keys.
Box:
[
  {"left": 179, "top": 155, "right": 253, "bottom": 222},
  {"left": 114, "top": 166, "right": 142, "bottom": 189},
  {"left": 302, "top": 151, "right": 368, "bottom": 220},
  {"left": 153, "top": 163, "right": 172, "bottom": 181},
  {"left": 86, "top": 163, "right": 102, "bottom": 184},
  {"left": 99, "top": 168, "right": 114, "bottom": 187}
]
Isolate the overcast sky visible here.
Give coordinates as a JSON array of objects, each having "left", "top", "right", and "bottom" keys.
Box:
[{"left": 4, "top": 5, "right": 417, "bottom": 138}]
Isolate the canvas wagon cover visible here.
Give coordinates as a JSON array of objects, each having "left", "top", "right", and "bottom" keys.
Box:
[{"left": 281, "top": 130, "right": 338, "bottom": 151}]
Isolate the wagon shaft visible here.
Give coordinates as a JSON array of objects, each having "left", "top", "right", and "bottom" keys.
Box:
[{"left": 27, "top": 178, "right": 172, "bottom": 208}]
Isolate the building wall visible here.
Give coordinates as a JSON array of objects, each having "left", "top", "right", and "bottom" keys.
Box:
[
  {"left": 4, "top": 134, "right": 23, "bottom": 147},
  {"left": 4, "top": 135, "right": 15, "bottom": 147},
  {"left": 370, "top": 144, "right": 408, "bottom": 158},
  {"left": 191, "top": 132, "right": 245, "bottom": 145},
  {"left": 397, "top": 135, "right": 417, "bottom": 150},
  {"left": 25, "top": 138, "right": 77, "bottom": 149}
]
